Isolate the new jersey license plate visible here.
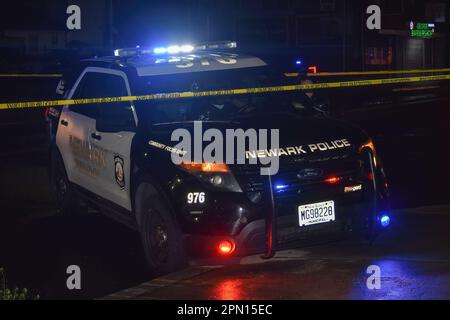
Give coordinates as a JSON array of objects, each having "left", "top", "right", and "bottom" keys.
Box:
[{"left": 298, "top": 201, "right": 335, "bottom": 227}]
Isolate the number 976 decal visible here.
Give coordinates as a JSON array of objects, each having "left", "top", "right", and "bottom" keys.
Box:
[{"left": 187, "top": 192, "right": 206, "bottom": 204}]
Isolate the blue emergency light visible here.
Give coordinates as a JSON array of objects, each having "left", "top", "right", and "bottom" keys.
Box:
[
  {"left": 114, "top": 41, "right": 237, "bottom": 58},
  {"left": 274, "top": 184, "right": 289, "bottom": 192},
  {"left": 153, "top": 47, "right": 168, "bottom": 55},
  {"left": 379, "top": 213, "right": 391, "bottom": 228}
]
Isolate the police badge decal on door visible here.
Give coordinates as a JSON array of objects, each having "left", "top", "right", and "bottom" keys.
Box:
[{"left": 114, "top": 155, "right": 126, "bottom": 189}]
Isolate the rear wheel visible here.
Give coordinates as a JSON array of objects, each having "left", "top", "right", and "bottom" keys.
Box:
[
  {"left": 139, "top": 191, "right": 187, "bottom": 276},
  {"left": 51, "top": 152, "right": 85, "bottom": 216}
]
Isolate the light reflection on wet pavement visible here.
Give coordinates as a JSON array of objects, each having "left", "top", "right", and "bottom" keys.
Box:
[{"left": 108, "top": 209, "right": 450, "bottom": 300}]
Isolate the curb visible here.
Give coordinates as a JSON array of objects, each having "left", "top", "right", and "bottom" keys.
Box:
[
  {"left": 392, "top": 205, "right": 450, "bottom": 216},
  {"left": 103, "top": 266, "right": 220, "bottom": 300}
]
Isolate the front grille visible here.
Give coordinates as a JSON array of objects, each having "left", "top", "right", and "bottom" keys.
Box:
[
  {"left": 232, "top": 151, "right": 374, "bottom": 220},
  {"left": 234, "top": 152, "right": 366, "bottom": 195}
]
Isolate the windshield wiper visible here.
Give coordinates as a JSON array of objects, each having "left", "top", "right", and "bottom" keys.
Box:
[
  {"left": 152, "top": 120, "right": 241, "bottom": 126},
  {"left": 230, "top": 111, "right": 302, "bottom": 120}
]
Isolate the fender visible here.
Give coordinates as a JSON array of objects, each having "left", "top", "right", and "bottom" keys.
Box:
[{"left": 132, "top": 171, "right": 178, "bottom": 230}]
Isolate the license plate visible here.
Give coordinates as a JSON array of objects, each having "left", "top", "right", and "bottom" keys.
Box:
[{"left": 298, "top": 201, "right": 335, "bottom": 227}]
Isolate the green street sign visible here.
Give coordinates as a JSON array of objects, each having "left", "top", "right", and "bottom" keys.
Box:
[{"left": 410, "top": 21, "right": 435, "bottom": 38}]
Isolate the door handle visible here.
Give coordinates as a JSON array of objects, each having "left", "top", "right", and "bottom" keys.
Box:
[
  {"left": 91, "top": 133, "right": 102, "bottom": 141},
  {"left": 60, "top": 120, "right": 69, "bottom": 127}
]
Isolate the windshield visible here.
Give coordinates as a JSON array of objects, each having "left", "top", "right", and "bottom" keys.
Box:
[{"left": 134, "top": 66, "right": 325, "bottom": 125}]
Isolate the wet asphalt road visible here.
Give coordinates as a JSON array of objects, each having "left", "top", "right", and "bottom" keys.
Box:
[
  {"left": 108, "top": 207, "right": 450, "bottom": 300},
  {"left": 0, "top": 87, "right": 450, "bottom": 299}
]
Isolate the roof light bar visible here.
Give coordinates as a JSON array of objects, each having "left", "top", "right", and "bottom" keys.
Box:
[
  {"left": 114, "top": 41, "right": 237, "bottom": 58},
  {"left": 153, "top": 47, "right": 167, "bottom": 55},
  {"left": 167, "top": 45, "right": 181, "bottom": 54},
  {"left": 194, "top": 41, "right": 237, "bottom": 51},
  {"left": 181, "top": 45, "right": 195, "bottom": 53},
  {"left": 114, "top": 47, "right": 153, "bottom": 57}
]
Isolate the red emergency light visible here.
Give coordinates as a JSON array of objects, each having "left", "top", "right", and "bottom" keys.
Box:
[
  {"left": 217, "top": 239, "right": 236, "bottom": 256},
  {"left": 325, "top": 176, "right": 341, "bottom": 184},
  {"left": 308, "top": 66, "right": 318, "bottom": 74}
]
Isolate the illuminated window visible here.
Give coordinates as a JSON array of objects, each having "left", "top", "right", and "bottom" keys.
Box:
[{"left": 365, "top": 47, "right": 393, "bottom": 66}]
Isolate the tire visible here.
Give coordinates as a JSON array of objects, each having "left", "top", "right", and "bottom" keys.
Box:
[
  {"left": 139, "top": 191, "right": 187, "bottom": 276},
  {"left": 51, "top": 152, "right": 84, "bottom": 216}
]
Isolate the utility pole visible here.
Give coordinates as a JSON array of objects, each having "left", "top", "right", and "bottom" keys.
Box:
[
  {"left": 446, "top": 2, "right": 450, "bottom": 67},
  {"left": 342, "top": 0, "right": 347, "bottom": 71},
  {"left": 360, "top": 1, "right": 366, "bottom": 71}
]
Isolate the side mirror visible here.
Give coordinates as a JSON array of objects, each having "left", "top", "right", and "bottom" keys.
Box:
[{"left": 313, "top": 103, "right": 331, "bottom": 117}]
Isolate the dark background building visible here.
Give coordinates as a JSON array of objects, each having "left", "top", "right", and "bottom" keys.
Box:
[
  {"left": 0, "top": 0, "right": 447, "bottom": 72},
  {"left": 168, "top": 0, "right": 448, "bottom": 71},
  {"left": 360, "top": 0, "right": 447, "bottom": 71},
  {"left": 0, "top": 0, "right": 113, "bottom": 72}
]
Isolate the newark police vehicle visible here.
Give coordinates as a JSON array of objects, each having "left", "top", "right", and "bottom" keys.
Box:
[{"left": 47, "top": 41, "right": 390, "bottom": 275}]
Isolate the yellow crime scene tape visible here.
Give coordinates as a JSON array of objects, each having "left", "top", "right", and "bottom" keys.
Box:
[
  {"left": 308, "top": 68, "right": 450, "bottom": 77},
  {"left": 1, "top": 74, "right": 449, "bottom": 111},
  {"left": 0, "top": 74, "right": 63, "bottom": 78}
]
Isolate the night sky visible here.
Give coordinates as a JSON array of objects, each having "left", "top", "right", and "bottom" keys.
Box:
[{"left": 113, "top": 0, "right": 204, "bottom": 47}]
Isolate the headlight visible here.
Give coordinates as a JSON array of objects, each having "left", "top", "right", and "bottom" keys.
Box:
[{"left": 180, "top": 162, "right": 242, "bottom": 192}]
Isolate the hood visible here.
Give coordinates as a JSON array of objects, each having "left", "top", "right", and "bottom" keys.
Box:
[{"left": 145, "top": 115, "right": 368, "bottom": 162}]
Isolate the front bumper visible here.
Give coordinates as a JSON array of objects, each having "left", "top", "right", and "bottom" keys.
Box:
[
  {"left": 184, "top": 199, "right": 381, "bottom": 258},
  {"left": 175, "top": 150, "right": 389, "bottom": 258}
]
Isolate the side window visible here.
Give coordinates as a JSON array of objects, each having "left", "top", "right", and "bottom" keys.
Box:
[
  {"left": 69, "top": 71, "right": 136, "bottom": 131},
  {"left": 96, "top": 74, "right": 136, "bottom": 132},
  {"left": 69, "top": 72, "right": 102, "bottom": 118}
]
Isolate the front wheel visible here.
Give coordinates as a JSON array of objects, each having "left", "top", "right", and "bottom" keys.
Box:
[{"left": 139, "top": 192, "right": 187, "bottom": 276}]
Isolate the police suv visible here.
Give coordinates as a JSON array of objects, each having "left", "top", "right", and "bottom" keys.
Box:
[{"left": 47, "top": 42, "right": 390, "bottom": 275}]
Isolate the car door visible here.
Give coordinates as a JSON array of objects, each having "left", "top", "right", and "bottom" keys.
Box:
[
  {"left": 56, "top": 70, "right": 99, "bottom": 190},
  {"left": 88, "top": 69, "right": 137, "bottom": 212}
]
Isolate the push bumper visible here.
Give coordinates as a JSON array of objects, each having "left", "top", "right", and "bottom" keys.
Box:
[{"left": 184, "top": 201, "right": 378, "bottom": 258}]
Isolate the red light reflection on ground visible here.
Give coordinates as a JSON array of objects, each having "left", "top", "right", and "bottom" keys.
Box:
[{"left": 213, "top": 279, "right": 244, "bottom": 300}]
